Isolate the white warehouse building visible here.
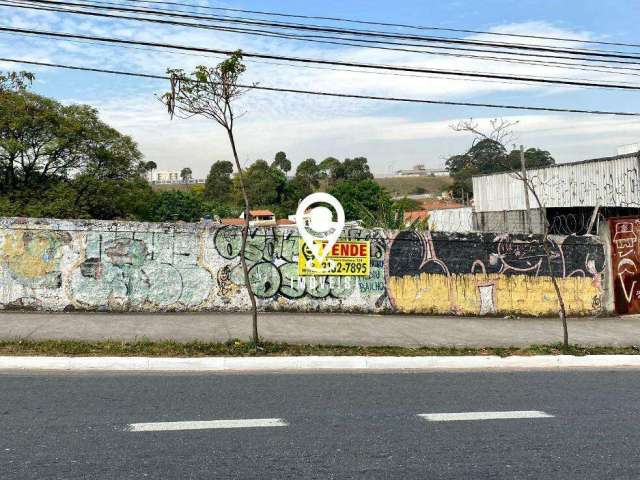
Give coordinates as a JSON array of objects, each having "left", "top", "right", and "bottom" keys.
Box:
[{"left": 472, "top": 152, "right": 640, "bottom": 235}]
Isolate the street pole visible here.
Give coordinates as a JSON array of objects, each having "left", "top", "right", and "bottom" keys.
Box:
[{"left": 520, "top": 145, "right": 532, "bottom": 234}]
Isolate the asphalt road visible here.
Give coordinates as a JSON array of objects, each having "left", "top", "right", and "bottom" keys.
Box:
[{"left": 2, "top": 369, "right": 640, "bottom": 479}]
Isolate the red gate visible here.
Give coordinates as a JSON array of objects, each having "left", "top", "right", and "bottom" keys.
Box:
[{"left": 610, "top": 217, "right": 640, "bottom": 314}]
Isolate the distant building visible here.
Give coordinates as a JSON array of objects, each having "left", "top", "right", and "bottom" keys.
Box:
[
  {"left": 147, "top": 170, "right": 205, "bottom": 184},
  {"left": 276, "top": 219, "right": 295, "bottom": 226},
  {"left": 221, "top": 218, "right": 245, "bottom": 226},
  {"left": 240, "top": 210, "right": 276, "bottom": 227},
  {"left": 154, "top": 170, "right": 180, "bottom": 183},
  {"left": 395, "top": 164, "right": 448, "bottom": 177}
]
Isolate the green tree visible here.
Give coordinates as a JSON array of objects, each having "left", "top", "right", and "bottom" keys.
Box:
[
  {"left": 0, "top": 73, "right": 152, "bottom": 220},
  {"left": 204, "top": 160, "right": 234, "bottom": 203},
  {"left": 394, "top": 196, "right": 422, "bottom": 211},
  {"left": 0, "top": 71, "right": 33, "bottom": 92},
  {"left": 271, "top": 151, "right": 292, "bottom": 173},
  {"left": 0, "top": 90, "right": 142, "bottom": 192},
  {"left": 318, "top": 156, "right": 340, "bottom": 180},
  {"left": 507, "top": 148, "right": 555, "bottom": 169},
  {"left": 329, "top": 179, "right": 392, "bottom": 222},
  {"left": 294, "top": 158, "right": 321, "bottom": 193},
  {"left": 180, "top": 167, "right": 192, "bottom": 182},
  {"left": 235, "top": 159, "right": 287, "bottom": 207},
  {"left": 340, "top": 157, "right": 374, "bottom": 182},
  {"left": 147, "top": 190, "right": 203, "bottom": 222},
  {"left": 445, "top": 139, "right": 509, "bottom": 198},
  {"left": 144, "top": 160, "right": 157, "bottom": 172}
]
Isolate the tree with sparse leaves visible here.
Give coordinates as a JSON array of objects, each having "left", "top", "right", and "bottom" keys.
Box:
[
  {"left": 453, "top": 118, "right": 567, "bottom": 350},
  {"left": 161, "top": 52, "right": 260, "bottom": 344}
]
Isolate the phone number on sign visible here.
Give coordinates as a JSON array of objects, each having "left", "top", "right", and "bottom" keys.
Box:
[{"left": 299, "top": 258, "right": 370, "bottom": 276}]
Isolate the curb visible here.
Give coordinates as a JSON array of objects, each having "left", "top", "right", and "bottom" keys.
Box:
[{"left": 2, "top": 355, "right": 640, "bottom": 371}]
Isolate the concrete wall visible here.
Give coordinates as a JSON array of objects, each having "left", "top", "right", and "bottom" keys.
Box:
[
  {"left": 0, "top": 217, "right": 608, "bottom": 317},
  {"left": 473, "top": 209, "right": 546, "bottom": 235}
]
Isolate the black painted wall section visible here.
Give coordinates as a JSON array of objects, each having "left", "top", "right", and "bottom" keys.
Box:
[{"left": 388, "top": 231, "right": 606, "bottom": 279}]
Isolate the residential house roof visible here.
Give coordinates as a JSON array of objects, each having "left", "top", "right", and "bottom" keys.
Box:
[
  {"left": 249, "top": 210, "right": 275, "bottom": 217},
  {"left": 221, "top": 218, "right": 245, "bottom": 226},
  {"left": 404, "top": 211, "right": 429, "bottom": 222}
]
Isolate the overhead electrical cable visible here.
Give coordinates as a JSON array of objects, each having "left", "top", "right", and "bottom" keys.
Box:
[
  {"left": 7, "top": 0, "right": 640, "bottom": 75},
  {"left": 11, "top": 0, "right": 640, "bottom": 60},
  {"left": 6, "top": 31, "right": 622, "bottom": 89},
  {"left": 1, "top": 25, "right": 640, "bottom": 90},
  {"left": 110, "top": 0, "right": 640, "bottom": 49},
  {"left": 1, "top": 57, "right": 638, "bottom": 116},
  {"left": 6, "top": 0, "right": 640, "bottom": 72}
]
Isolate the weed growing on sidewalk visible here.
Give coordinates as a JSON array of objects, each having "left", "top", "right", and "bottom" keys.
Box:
[{"left": 0, "top": 340, "right": 638, "bottom": 357}]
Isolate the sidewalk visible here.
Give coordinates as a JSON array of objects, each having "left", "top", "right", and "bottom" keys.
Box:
[{"left": 0, "top": 312, "right": 638, "bottom": 347}]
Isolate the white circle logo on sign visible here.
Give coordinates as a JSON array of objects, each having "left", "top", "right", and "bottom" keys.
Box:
[{"left": 295, "top": 193, "right": 346, "bottom": 269}]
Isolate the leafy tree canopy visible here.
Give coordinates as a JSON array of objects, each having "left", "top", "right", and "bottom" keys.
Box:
[
  {"left": 234, "top": 159, "right": 287, "bottom": 208},
  {"left": 271, "top": 151, "right": 292, "bottom": 173},
  {"left": 0, "top": 70, "right": 151, "bottom": 220},
  {"left": 0, "top": 87, "right": 143, "bottom": 193},
  {"left": 204, "top": 160, "right": 234, "bottom": 203},
  {"left": 329, "top": 178, "right": 392, "bottom": 222},
  {"left": 180, "top": 167, "right": 192, "bottom": 181}
]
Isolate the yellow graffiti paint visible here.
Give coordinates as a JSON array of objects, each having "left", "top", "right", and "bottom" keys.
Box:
[
  {"left": 388, "top": 273, "right": 600, "bottom": 316},
  {"left": 1, "top": 231, "right": 62, "bottom": 279}
]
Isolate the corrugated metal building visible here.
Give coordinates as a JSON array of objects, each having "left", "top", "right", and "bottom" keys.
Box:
[
  {"left": 428, "top": 207, "right": 474, "bottom": 233},
  {"left": 472, "top": 153, "right": 640, "bottom": 234}
]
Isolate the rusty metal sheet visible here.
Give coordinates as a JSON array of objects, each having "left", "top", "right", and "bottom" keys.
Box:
[{"left": 610, "top": 217, "right": 640, "bottom": 314}]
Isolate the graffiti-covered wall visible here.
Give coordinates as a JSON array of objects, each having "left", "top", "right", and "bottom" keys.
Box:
[{"left": 0, "top": 217, "right": 608, "bottom": 316}]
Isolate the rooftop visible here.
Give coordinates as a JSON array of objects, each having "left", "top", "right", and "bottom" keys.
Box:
[
  {"left": 404, "top": 211, "right": 429, "bottom": 222},
  {"left": 471, "top": 152, "right": 640, "bottom": 179},
  {"left": 249, "top": 210, "right": 275, "bottom": 217}
]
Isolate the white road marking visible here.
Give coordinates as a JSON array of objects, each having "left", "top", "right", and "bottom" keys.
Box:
[
  {"left": 418, "top": 411, "right": 554, "bottom": 422},
  {"left": 127, "top": 418, "right": 288, "bottom": 432}
]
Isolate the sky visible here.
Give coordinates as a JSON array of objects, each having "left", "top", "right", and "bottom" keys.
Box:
[{"left": 1, "top": 0, "right": 640, "bottom": 177}]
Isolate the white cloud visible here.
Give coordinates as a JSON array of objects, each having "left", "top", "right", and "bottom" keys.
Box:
[{"left": 1, "top": 7, "right": 638, "bottom": 176}]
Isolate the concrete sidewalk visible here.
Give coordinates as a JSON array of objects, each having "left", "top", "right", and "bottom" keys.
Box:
[{"left": 0, "top": 311, "right": 639, "bottom": 347}]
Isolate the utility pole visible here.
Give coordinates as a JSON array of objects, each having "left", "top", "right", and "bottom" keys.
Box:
[{"left": 520, "top": 145, "right": 532, "bottom": 234}]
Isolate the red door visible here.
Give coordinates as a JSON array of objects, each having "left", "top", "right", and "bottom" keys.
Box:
[{"left": 610, "top": 217, "right": 640, "bottom": 314}]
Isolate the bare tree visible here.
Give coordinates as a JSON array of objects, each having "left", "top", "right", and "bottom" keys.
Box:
[
  {"left": 451, "top": 118, "right": 519, "bottom": 147},
  {"left": 161, "top": 51, "right": 260, "bottom": 344},
  {"left": 454, "top": 118, "right": 570, "bottom": 351}
]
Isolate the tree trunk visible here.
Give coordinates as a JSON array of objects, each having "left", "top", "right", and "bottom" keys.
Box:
[
  {"left": 526, "top": 185, "right": 569, "bottom": 351},
  {"left": 543, "top": 237, "right": 569, "bottom": 350},
  {"left": 226, "top": 128, "right": 259, "bottom": 344}
]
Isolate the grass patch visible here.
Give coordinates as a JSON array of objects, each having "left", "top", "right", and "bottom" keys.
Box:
[
  {"left": 0, "top": 340, "right": 638, "bottom": 357},
  {"left": 375, "top": 176, "right": 454, "bottom": 196}
]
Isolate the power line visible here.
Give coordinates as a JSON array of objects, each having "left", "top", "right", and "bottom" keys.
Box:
[
  {"left": 7, "top": 0, "right": 640, "bottom": 72},
  {"left": 1, "top": 57, "right": 638, "bottom": 116},
  {"left": 6, "top": 31, "right": 617, "bottom": 90},
  {"left": 78, "top": 0, "right": 640, "bottom": 50},
  {"left": 6, "top": 27, "right": 640, "bottom": 91},
  {"left": 13, "top": 0, "right": 640, "bottom": 60},
  {"left": 2, "top": 26, "right": 640, "bottom": 90}
]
